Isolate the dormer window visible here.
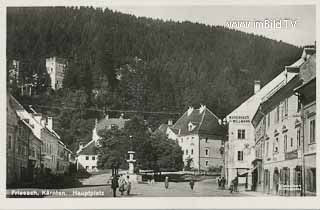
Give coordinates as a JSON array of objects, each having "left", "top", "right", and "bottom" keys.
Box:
[{"left": 188, "top": 122, "right": 195, "bottom": 131}]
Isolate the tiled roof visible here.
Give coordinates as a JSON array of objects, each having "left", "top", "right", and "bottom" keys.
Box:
[
  {"left": 171, "top": 106, "right": 224, "bottom": 137},
  {"left": 96, "top": 117, "right": 129, "bottom": 134},
  {"left": 78, "top": 140, "right": 98, "bottom": 155},
  {"left": 297, "top": 53, "right": 316, "bottom": 89},
  {"left": 227, "top": 71, "right": 297, "bottom": 121}
]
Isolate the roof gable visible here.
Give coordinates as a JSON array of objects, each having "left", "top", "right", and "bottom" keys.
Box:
[{"left": 172, "top": 106, "right": 223, "bottom": 136}]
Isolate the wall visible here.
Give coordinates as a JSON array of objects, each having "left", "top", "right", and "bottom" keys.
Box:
[
  {"left": 77, "top": 155, "right": 98, "bottom": 172},
  {"left": 199, "top": 137, "right": 223, "bottom": 171}
]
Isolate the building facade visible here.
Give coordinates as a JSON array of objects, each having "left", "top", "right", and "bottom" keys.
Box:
[
  {"left": 167, "top": 105, "right": 225, "bottom": 172},
  {"left": 46, "top": 57, "right": 67, "bottom": 90},
  {"left": 295, "top": 52, "right": 316, "bottom": 195},
  {"left": 76, "top": 115, "right": 130, "bottom": 172},
  {"left": 226, "top": 70, "right": 298, "bottom": 190}
]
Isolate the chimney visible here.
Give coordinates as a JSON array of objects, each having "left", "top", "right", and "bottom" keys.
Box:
[
  {"left": 168, "top": 119, "right": 173, "bottom": 126},
  {"left": 47, "top": 117, "right": 53, "bottom": 130},
  {"left": 105, "top": 114, "right": 109, "bottom": 120},
  {"left": 199, "top": 104, "right": 206, "bottom": 114},
  {"left": 79, "top": 142, "right": 84, "bottom": 151},
  {"left": 187, "top": 107, "right": 194, "bottom": 116},
  {"left": 254, "top": 80, "right": 261, "bottom": 94}
]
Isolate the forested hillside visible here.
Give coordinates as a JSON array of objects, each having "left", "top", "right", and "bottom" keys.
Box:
[{"left": 7, "top": 7, "right": 302, "bottom": 151}]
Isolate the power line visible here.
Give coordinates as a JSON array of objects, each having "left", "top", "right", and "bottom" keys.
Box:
[{"left": 26, "top": 104, "right": 181, "bottom": 115}]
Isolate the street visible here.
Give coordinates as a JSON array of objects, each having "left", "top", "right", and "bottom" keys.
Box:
[{"left": 7, "top": 173, "right": 257, "bottom": 197}]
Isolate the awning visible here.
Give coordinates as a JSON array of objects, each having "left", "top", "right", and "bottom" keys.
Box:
[{"left": 238, "top": 166, "right": 257, "bottom": 176}]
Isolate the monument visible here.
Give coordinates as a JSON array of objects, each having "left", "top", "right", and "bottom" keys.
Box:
[
  {"left": 127, "top": 151, "right": 136, "bottom": 174},
  {"left": 126, "top": 136, "right": 141, "bottom": 183}
]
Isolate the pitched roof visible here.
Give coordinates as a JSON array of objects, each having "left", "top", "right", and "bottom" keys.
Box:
[
  {"left": 295, "top": 53, "right": 316, "bottom": 90},
  {"left": 171, "top": 106, "right": 224, "bottom": 137},
  {"left": 96, "top": 117, "right": 129, "bottom": 134},
  {"left": 77, "top": 140, "right": 98, "bottom": 155},
  {"left": 227, "top": 70, "right": 297, "bottom": 121}
]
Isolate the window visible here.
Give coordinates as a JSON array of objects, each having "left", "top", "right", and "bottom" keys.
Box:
[
  {"left": 290, "top": 138, "right": 293, "bottom": 147},
  {"left": 237, "top": 151, "right": 243, "bottom": 161},
  {"left": 310, "top": 119, "right": 315, "bottom": 144},
  {"left": 85, "top": 166, "right": 89, "bottom": 170},
  {"left": 186, "top": 149, "right": 188, "bottom": 155},
  {"left": 297, "top": 129, "right": 301, "bottom": 147},
  {"left": 191, "top": 149, "right": 194, "bottom": 155},
  {"left": 92, "top": 156, "right": 95, "bottom": 160},
  {"left": 238, "top": 129, "right": 245, "bottom": 139},
  {"left": 8, "top": 136, "right": 12, "bottom": 150},
  {"left": 205, "top": 160, "right": 209, "bottom": 166},
  {"left": 205, "top": 138, "right": 208, "bottom": 143},
  {"left": 205, "top": 148, "right": 209, "bottom": 157},
  {"left": 284, "top": 99, "right": 288, "bottom": 117},
  {"left": 275, "top": 106, "right": 280, "bottom": 123},
  {"left": 86, "top": 156, "right": 89, "bottom": 160},
  {"left": 266, "top": 141, "right": 269, "bottom": 157},
  {"left": 284, "top": 135, "right": 287, "bottom": 152},
  {"left": 267, "top": 113, "right": 270, "bottom": 128}
]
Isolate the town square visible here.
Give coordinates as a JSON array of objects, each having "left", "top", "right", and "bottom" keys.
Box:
[{"left": 6, "top": 5, "right": 316, "bottom": 198}]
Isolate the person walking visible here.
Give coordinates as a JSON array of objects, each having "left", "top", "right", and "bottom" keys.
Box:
[
  {"left": 217, "top": 176, "right": 221, "bottom": 189},
  {"left": 111, "top": 175, "right": 119, "bottom": 197},
  {"left": 189, "top": 179, "right": 195, "bottom": 190},
  {"left": 126, "top": 175, "right": 132, "bottom": 195},
  {"left": 164, "top": 176, "right": 169, "bottom": 189},
  {"left": 221, "top": 177, "right": 226, "bottom": 189},
  {"left": 118, "top": 174, "right": 125, "bottom": 196},
  {"left": 234, "top": 176, "right": 239, "bottom": 192}
]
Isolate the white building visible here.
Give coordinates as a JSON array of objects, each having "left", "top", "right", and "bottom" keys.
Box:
[
  {"left": 225, "top": 70, "right": 298, "bottom": 189},
  {"left": 76, "top": 115, "right": 129, "bottom": 172},
  {"left": 46, "top": 57, "right": 67, "bottom": 90},
  {"left": 167, "top": 105, "right": 225, "bottom": 172}
]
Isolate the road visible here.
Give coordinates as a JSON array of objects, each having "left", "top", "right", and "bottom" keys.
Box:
[{"left": 7, "top": 173, "right": 254, "bottom": 197}]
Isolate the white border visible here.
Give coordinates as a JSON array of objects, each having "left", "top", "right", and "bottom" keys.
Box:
[{"left": 1, "top": 0, "right": 319, "bottom": 209}]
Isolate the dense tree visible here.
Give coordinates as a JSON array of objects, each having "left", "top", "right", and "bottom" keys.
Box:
[
  {"left": 7, "top": 7, "right": 303, "bottom": 149},
  {"left": 97, "top": 116, "right": 183, "bottom": 172}
]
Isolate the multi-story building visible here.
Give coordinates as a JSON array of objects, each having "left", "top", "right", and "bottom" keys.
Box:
[
  {"left": 7, "top": 94, "right": 43, "bottom": 185},
  {"left": 76, "top": 115, "right": 130, "bottom": 172},
  {"left": 167, "top": 105, "right": 225, "bottom": 172},
  {"left": 294, "top": 51, "right": 316, "bottom": 196},
  {"left": 226, "top": 70, "right": 297, "bottom": 190},
  {"left": 7, "top": 94, "right": 20, "bottom": 185},
  {"left": 250, "top": 46, "right": 315, "bottom": 196},
  {"left": 46, "top": 57, "right": 67, "bottom": 90}
]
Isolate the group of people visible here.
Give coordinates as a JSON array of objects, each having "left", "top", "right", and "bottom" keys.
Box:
[
  {"left": 111, "top": 174, "right": 132, "bottom": 197},
  {"left": 217, "top": 176, "right": 226, "bottom": 189}
]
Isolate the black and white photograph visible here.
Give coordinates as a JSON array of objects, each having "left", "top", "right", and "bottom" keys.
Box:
[{"left": 4, "top": 2, "right": 317, "bottom": 202}]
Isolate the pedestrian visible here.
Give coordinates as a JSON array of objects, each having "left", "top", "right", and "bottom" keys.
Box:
[
  {"left": 189, "top": 179, "right": 195, "bottom": 190},
  {"left": 111, "top": 175, "right": 119, "bottom": 197},
  {"left": 118, "top": 174, "right": 125, "bottom": 195},
  {"left": 221, "top": 177, "right": 226, "bottom": 189},
  {"left": 234, "top": 176, "right": 238, "bottom": 192},
  {"left": 217, "top": 176, "right": 221, "bottom": 189},
  {"left": 126, "top": 175, "right": 132, "bottom": 195},
  {"left": 164, "top": 176, "right": 169, "bottom": 189}
]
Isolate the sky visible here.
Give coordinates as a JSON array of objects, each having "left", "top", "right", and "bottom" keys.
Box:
[{"left": 107, "top": 5, "right": 316, "bottom": 47}]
